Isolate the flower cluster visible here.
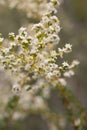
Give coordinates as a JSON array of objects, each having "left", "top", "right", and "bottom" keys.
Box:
[
  {"left": 0, "top": 0, "right": 50, "bottom": 19},
  {"left": 0, "top": 1, "right": 81, "bottom": 129},
  {"left": 0, "top": 0, "right": 79, "bottom": 94}
]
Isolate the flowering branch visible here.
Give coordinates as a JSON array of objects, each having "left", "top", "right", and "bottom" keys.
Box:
[{"left": 0, "top": 0, "right": 86, "bottom": 130}]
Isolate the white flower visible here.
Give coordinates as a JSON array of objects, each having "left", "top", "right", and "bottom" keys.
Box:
[
  {"left": 64, "top": 70, "right": 74, "bottom": 77},
  {"left": 72, "top": 60, "right": 80, "bottom": 66},
  {"left": 46, "top": 72, "right": 53, "bottom": 79},
  {"left": 74, "top": 118, "right": 81, "bottom": 127},
  {"left": 18, "top": 27, "right": 26, "bottom": 35},
  {"left": 12, "top": 84, "right": 21, "bottom": 94},
  {"left": 19, "top": 27, "right": 26, "bottom": 32},
  {"left": 62, "top": 62, "right": 69, "bottom": 68},
  {"left": 50, "top": 50, "right": 57, "bottom": 57},
  {"left": 64, "top": 43, "right": 72, "bottom": 53},
  {"left": 69, "top": 60, "right": 80, "bottom": 69},
  {"left": 9, "top": 32, "right": 15, "bottom": 37},
  {"left": 58, "top": 48, "right": 64, "bottom": 58},
  {"left": 58, "top": 78, "right": 67, "bottom": 86},
  {"left": 65, "top": 43, "right": 72, "bottom": 50},
  {"left": 0, "top": 37, "right": 4, "bottom": 43}
]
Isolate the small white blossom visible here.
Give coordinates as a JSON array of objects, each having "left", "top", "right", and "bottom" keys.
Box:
[
  {"left": 69, "top": 60, "right": 80, "bottom": 69},
  {"left": 9, "top": 32, "right": 15, "bottom": 37},
  {"left": 64, "top": 43, "right": 72, "bottom": 53},
  {"left": 72, "top": 60, "right": 80, "bottom": 66},
  {"left": 19, "top": 27, "right": 26, "bottom": 34},
  {"left": 58, "top": 48, "right": 64, "bottom": 58},
  {"left": 74, "top": 118, "right": 81, "bottom": 127},
  {"left": 62, "top": 62, "right": 69, "bottom": 68},
  {"left": 58, "top": 78, "right": 67, "bottom": 86},
  {"left": 50, "top": 50, "right": 57, "bottom": 57},
  {"left": 64, "top": 70, "right": 74, "bottom": 77},
  {"left": 0, "top": 37, "right": 4, "bottom": 43},
  {"left": 12, "top": 84, "right": 21, "bottom": 94}
]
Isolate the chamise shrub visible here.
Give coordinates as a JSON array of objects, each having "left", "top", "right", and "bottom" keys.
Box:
[{"left": 0, "top": 0, "right": 86, "bottom": 130}]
